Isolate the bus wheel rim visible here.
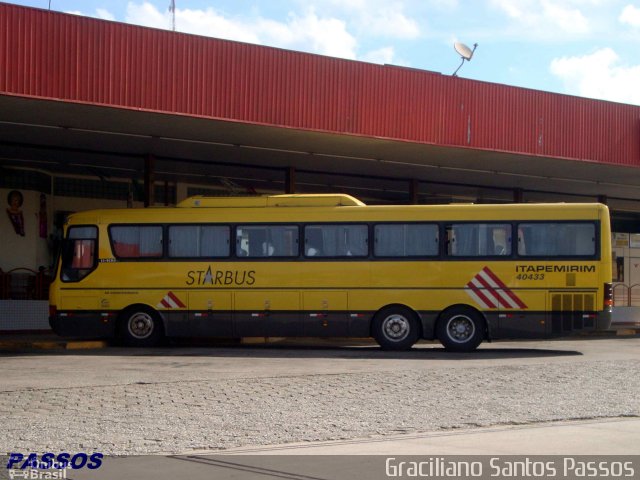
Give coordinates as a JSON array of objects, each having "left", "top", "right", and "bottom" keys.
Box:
[
  {"left": 446, "top": 315, "right": 475, "bottom": 343},
  {"left": 128, "top": 312, "right": 154, "bottom": 339},
  {"left": 382, "top": 314, "right": 410, "bottom": 342}
]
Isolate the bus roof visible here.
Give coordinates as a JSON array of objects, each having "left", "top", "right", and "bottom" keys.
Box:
[
  {"left": 176, "top": 194, "right": 366, "bottom": 208},
  {"left": 64, "top": 195, "right": 609, "bottom": 225}
]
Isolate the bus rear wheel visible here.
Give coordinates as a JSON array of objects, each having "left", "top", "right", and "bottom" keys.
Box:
[
  {"left": 436, "top": 307, "right": 485, "bottom": 352},
  {"left": 373, "top": 306, "right": 420, "bottom": 351},
  {"left": 119, "top": 307, "right": 164, "bottom": 347}
]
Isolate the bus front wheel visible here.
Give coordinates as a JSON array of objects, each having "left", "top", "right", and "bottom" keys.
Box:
[
  {"left": 119, "top": 307, "right": 164, "bottom": 347},
  {"left": 373, "top": 306, "right": 420, "bottom": 350},
  {"left": 436, "top": 307, "right": 485, "bottom": 352}
]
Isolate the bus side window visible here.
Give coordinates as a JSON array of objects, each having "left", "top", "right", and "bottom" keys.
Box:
[
  {"left": 168, "top": 225, "right": 230, "bottom": 258},
  {"left": 446, "top": 224, "right": 511, "bottom": 257},
  {"left": 518, "top": 228, "right": 526, "bottom": 255},
  {"left": 236, "top": 225, "right": 298, "bottom": 258},
  {"left": 491, "top": 226, "right": 511, "bottom": 256},
  {"left": 110, "top": 225, "right": 163, "bottom": 258},
  {"left": 445, "top": 227, "right": 456, "bottom": 255},
  {"left": 374, "top": 224, "right": 438, "bottom": 257},
  {"left": 343, "top": 225, "right": 367, "bottom": 256},
  {"left": 305, "top": 228, "right": 324, "bottom": 256},
  {"left": 516, "top": 223, "right": 595, "bottom": 257},
  {"left": 303, "top": 225, "right": 367, "bottom": 258}
]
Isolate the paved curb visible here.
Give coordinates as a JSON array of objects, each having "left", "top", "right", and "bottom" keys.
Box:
[
  {"left": 617, "top": 328, "right": 640, "bottom": 336},
  {"left": 0, "top": 339, "right": 108, "bottom": 351},
  {"left": 65, "top": 340, "right": 109, "bottom": 350}
]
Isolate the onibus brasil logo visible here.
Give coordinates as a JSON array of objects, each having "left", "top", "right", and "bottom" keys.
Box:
[{"left": 5, "top": 452, "right": 103, "bottom": 479}]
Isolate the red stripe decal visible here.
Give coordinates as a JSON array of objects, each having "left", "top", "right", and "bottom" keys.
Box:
[
  {"left": 481, "top": 267, "right": 527, "bottom": 309},
  {"left": 167, "top": 291, "right": 186, "bottom": 308},
  {"left": 160, "top": 299, "right": 171, "bottom": 308},
  {"left": 481, "top": 267, "right": 506, "bottom": 287},
  {"left": 473, "top": 274, "right": 510, "bottom": 309},
  {"left": 467, "top": 281, "right": 497, "bottom": 309}
]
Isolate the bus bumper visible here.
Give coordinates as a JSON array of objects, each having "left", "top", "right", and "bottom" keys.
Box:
[
  {"left": 596, "top": 309, "right": 613, "bottom": 331},
  {"left": 49, "top": 311, "right": 116, "bottom": 339},
  {"left": 481, "top": 310, "right": 613, "bottom": 340}
]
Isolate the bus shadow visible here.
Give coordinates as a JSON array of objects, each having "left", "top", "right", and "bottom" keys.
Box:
[
  {"left": 106, "top": 342, "right": 584, "bottom": 360},
  {"left": 0, "top": 338, "right": 584, "bottom": 359}
]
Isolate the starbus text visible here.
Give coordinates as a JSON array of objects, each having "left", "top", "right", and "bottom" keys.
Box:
[{"left": 186, "top": 267, "right": 256, "bottom": 286}]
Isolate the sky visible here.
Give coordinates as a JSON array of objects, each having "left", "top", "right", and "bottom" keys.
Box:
[{"left": 7, "top": 0, "right": 640, "bottom": 105}]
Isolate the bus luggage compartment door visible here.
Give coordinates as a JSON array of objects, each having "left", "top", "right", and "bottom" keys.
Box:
[
  {"left": 302, "top": 291, "right": 349, "bottom": 337},
  {"left": 494, "top": 291, "right": 547, "bottom": 338},
  {"left": 181, "top": 292, "right": 233, "bottom": 337},
  {"left": 234, "top": 291, "right": 301, "bottom": 337}
]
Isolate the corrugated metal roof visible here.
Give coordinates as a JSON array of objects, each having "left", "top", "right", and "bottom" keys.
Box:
[{"left": 1, "top": 2, "right": 639, "bottom": 167}]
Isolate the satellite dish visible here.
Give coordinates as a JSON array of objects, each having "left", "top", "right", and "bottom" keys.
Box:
[
  {"left": 452, "top": 42, "right": 478, "bottom": 76},
  {"left": 454, "top": 42, "right": 474, "bottom": 60}
]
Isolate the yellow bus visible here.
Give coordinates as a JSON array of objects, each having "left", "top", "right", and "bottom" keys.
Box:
[{"left": 49, "top": 194, "right": 613, "bottom": 351}]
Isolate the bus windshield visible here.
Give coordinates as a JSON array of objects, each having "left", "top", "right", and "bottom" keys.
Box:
[{"left": 60, "top": 226, "right": 98, "bottom": 282}]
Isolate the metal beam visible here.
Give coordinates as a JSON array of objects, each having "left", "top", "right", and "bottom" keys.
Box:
[
  {"left": 409, "top": 179, "right": 419, "bottom": 204},
  {"left": 285, "top": 166, "right": 296, "bottom": 194},
  {"left": 144, "top": 154, "right": 155, "bottom": 207},
  {"left": 513, "top": 188, "right": 524, "bottom": 203}
]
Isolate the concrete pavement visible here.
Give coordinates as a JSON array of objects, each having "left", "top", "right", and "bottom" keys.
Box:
[
  {"left": 219, "top": 417, "right": 640, "bottom": 455},
  {"left": 63, "top": 418, "right": 640, "bottom": 480},
  {"left": 2, "top": 336, "right": 638, "bottom": 479}
]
